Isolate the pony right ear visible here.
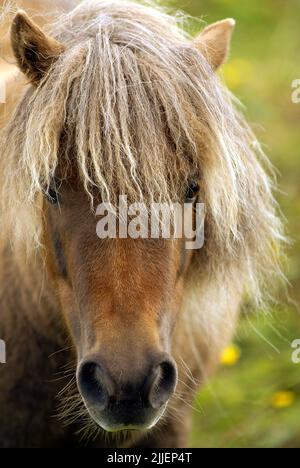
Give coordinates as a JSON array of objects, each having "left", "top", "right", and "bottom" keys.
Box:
[
  {"left": 11, "top": 11, "right": 65, "bottom": 85},
  {"left": 193, "top": 18, "right": 235, "bottom": 71}
]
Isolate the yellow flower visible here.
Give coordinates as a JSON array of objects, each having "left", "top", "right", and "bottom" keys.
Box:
[
  {"left": 271, "top": 391, "right": 296, "bottom": 409},
  {"left": 220, "top": 344, "right": 241, "bottom": 366}
]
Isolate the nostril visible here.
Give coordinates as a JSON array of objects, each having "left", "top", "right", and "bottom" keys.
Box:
[
  {"left": 77, "top": 361, "right": 109, "bottom": 411},
  {"left": 148, "top": 359, "right": 178, "bottom": 410}
]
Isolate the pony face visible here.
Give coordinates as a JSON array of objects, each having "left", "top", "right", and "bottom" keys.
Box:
[
  {"left": 6, "top": 3, "right": 235, "bottom": 432},
  {"left": 43, "top": 179, "right": 195, "bottom": 430},
  {"left": 4, "top": 0, "right": 282, "bottom": 434}
]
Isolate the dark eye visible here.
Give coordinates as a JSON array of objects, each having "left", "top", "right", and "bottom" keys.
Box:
[
  {"left": 46, "top": 187, "right": 60, "bottom": 205},
  {"left": 185, "top": 181, "right": 199, "bottom": 202}
]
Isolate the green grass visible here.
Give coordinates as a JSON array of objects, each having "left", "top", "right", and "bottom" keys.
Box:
[
  {"left": 190, "top": 308, "right": 300, "bottom": 448},
  {"left": 170, "top": 0, "right": 300, "bottom": 448}
]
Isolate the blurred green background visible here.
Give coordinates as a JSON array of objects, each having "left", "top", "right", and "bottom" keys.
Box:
[{"left": 171, "top": 0, "right": 300, "bottom": 448}]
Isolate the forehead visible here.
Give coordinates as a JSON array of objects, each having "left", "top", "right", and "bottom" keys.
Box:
[
  {"left": 47, "top": 202, "right": 183, "bottom": 293},
  {"left": 46, "top": 182, "right": 185, "bottom": 275}
]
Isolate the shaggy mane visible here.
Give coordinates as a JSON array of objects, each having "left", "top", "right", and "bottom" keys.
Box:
[{"left": 0, "top": 0, "right": 285, "bottom": 305}]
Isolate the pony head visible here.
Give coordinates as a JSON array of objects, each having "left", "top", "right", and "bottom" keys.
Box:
[{"left": 1, "top": 0, "right": 283, "bottom": 433}]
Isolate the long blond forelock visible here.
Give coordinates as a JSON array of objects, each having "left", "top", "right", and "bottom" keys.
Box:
[{"left": 0, "top": 0, "right": 285, "bottom": 306}]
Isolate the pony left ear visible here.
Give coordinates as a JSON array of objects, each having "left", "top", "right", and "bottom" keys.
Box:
[
  {"left": 11, "top": 11, "right": 65, "bottom": 85},
  {"left": 193, "top": 18, "right": 235, "bottom": 71}
]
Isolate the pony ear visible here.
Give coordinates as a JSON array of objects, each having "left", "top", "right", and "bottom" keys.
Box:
[
  {"left": 11, "top": 11, "right": 65, "bottom": 85},
  {"left": 193, "top": 18, "right": 235, "bottom": 71}
]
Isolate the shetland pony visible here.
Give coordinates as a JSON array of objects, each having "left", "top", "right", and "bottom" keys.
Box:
[{"left": 0, "top": 0, "right": 283, "bottom": 448}]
